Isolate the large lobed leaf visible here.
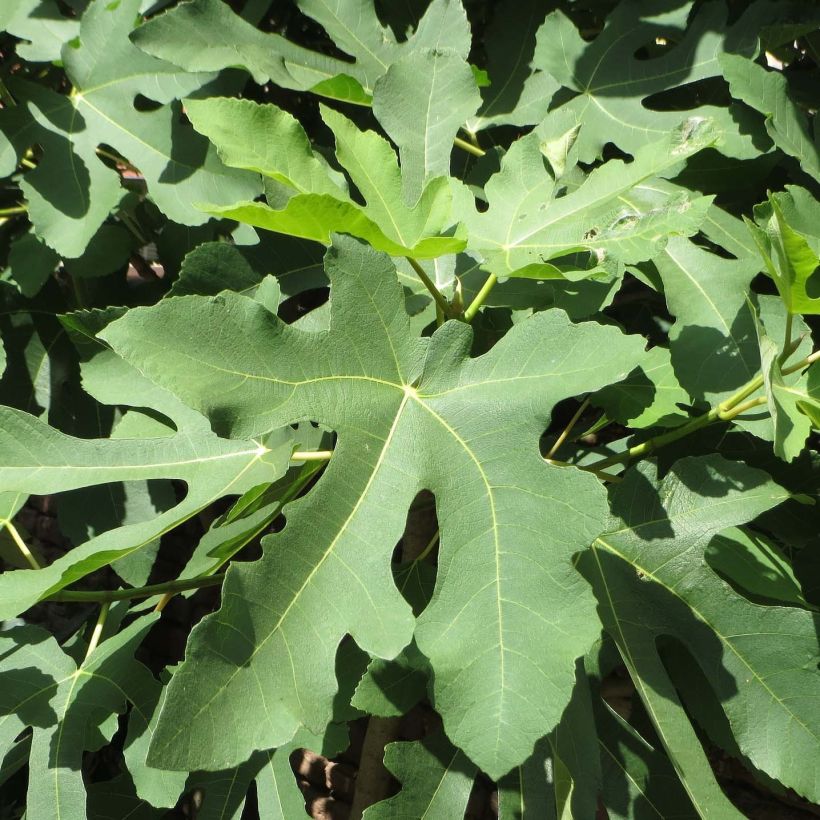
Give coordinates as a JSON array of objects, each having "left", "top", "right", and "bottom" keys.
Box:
[{"left": 101, "top": 234, "right": 646, "bottom": 778}]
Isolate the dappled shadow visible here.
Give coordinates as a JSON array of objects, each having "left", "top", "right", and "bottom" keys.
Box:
[
  {"left": 0, "top": 628, "right": 62, "bottom": 729},
  {"left": 578, "top": 547, "right": 739, "bottom": 813},
  {"left": 608, "top": 465, "right": 674, "bottom": 540},
  {"left": 159, "top": 101, "right": 209, "bottom": 185},
  {"left": 672, "top": 316, "right": 758, "bottom": 401}
]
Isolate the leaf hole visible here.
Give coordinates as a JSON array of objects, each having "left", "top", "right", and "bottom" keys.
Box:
[
  {"left": 132, "top": 94, "right": 163, "bottom": 113},
  {"left": 806, "top": 265, "right": 820, "bottom": 299}
]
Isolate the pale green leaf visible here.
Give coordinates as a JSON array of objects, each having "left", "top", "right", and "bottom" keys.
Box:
[
  {"left": 468, "top": 119, "right": 716, "bottom": 280},
  {"left": 747, "top": 191, "right": 820, "bottom": 315},
  {"left": 185, "top": 97, "right": 348, "bottom": 198},
  {"left": 373, "top": 48, "right": 481, "bottom": 204},
  {"left": 102, "top": 235, "right": 645, "bottom": 778},
  {"left": 322, "top": 105, "right": 464, "bottom": 253},
  {"left": 203, "top": 104, "right": 466, "bottom": 258}
]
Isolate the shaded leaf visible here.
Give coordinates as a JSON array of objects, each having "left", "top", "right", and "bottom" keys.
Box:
[
  {"left": 536, "top": 3, "right": 764, "bottom": 162},
  {"left": 721, "top": 52, "right": 820, "bottom": 183},
  {"left": 654, "top": 236, "right": 760, "bottom": 403},
  {"left": 592, "top": 346, "right": 690, "bottom": 429},
  {"left": 584, "top": 456, "right": 819, "bottom": 805},
  {"left": 373, "top": 48, "right": 481, "bottom": 204},
  {"left": 363, "top": 731, "right": 477, "bottom": 819}
]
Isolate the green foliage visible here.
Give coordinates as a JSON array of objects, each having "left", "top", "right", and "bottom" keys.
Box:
[{"left": 0, "top": 1, "right": 818, "bottom": 818}]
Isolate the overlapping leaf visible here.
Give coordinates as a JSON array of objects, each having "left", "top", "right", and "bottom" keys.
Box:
[
  {"left": 721, "top": 52, "right": 820, "bottom": 183},
  {"left": 534, "top": 1, "right": 766, "bottom": 162},
  {"left": 363, "top": 732, "right": 477, "bottom": 819},
  {"left": 583, "top": 456, "right": 819, "bottom": 805},
  {"left": 0, "top": 614, "right": 158, "bottom": 820},
  {"left": 100, "top": 235, "right": 645, "bottom": 778},
  {"left": 0, "top": 0, "right": 260, "bottom": 256},
  {"left": 748, "top": 189, "right": 820, "bottom": 315},
  {"left": 191, "top": 98, "right": 465, "bottom": 257},
  {"left": 467, "top": 118, "right": 716, "bottom": 280},
  {"left": 0, "top": 349, "right": 293, "bottom": 615},
  {"left": 464, "top": 0, "right": 558, "bottom": 132},
  {"left": 132, "top": 0, "right": 470, "bottom": 101},
  {"left": 654, "top": 235, "right": 760, "bottom": 404}
]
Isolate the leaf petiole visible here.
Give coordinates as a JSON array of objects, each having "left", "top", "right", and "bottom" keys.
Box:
[
  {"left": 590, "top": 349, "right": 818, "bottom": 471},
  {"left": 408, "top": 257, "right": 453, "bottom": 318},
  {"left": 463, "top": 273, "right": 497, "bottom": 322},
  {"left": 453, "top": 136, "right": 486, "bottom": 158},
  {"left": 83, "top": 602, "right": 110, "bottom": 661},
  {"left": 46, "top": 574, "right": 225, "bottom": 604},
  {"left": 547, "top": 398, "right": 589, "bottom": 459},
  {"left": 4, "top": 520, "right": 41, "bottom": 570},
  {"left": 291, "top": 450, "right": 333, "bottom": 461}
]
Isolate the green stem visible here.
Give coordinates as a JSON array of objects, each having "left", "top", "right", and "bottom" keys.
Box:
[
  {"left": 464, "top": 130, "right": 482, "bottom": 149},
  {"left": 83, "top": 602, "right": 110, "bottom": 662},
  {"left": 547, "top": 398, "right": 589, "bottom": 459},
  {"left": 546, "top": 458, "right": 622, "bottom": 483},
  {"left": 408, "top": 257, "right": 452, "bottom": 318},
  {"left": 783, "top": 349, "right": 820, "bottom": 376},
  {"left": 5, "top": 521, "right": 41, "bottom": 570},
  {"left": 414, "top": 530, "right": 440, "bottom": 563},
  {"left": 577, "top": 412, "right": 611, "bottom": 441},
  {"left": 453, "top": 136, "right": 486, "bottom": 158},
  {"left": 719, "top": 395, "right": 767, "bottom": 419},
  {"left": 589, "top": 348, "right": 818, "bottom": 472},
  {"left": 0, "top": 79, "right": 15, "bottom": 107},
  {"left": 0, "top": 205, "right": 27, "bottom": 217},
  {"left": 779, "top": 312, "right": 794, "bottom": 364},
  {"left": 46, "top": 574, "right": 225, "bottom": 603},
  {"left": 118, "top": 211, "right": 148, "bottom": 246},
  {"left": 291, "top": 450, "right": 332, "bottom": 461},
  {"left": 70, "top": 274, "right": 86, "bottom": 310},
  {"left": 463, "top": 273, "right": 497, "bottom": 322},
  {"left": 590, "top": 411, "right": 716, "bottom": 471}
]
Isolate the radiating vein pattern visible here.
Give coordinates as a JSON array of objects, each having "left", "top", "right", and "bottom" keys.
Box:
[{"left": 103, "top": 235, "right": 645, "bottom": 777}]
